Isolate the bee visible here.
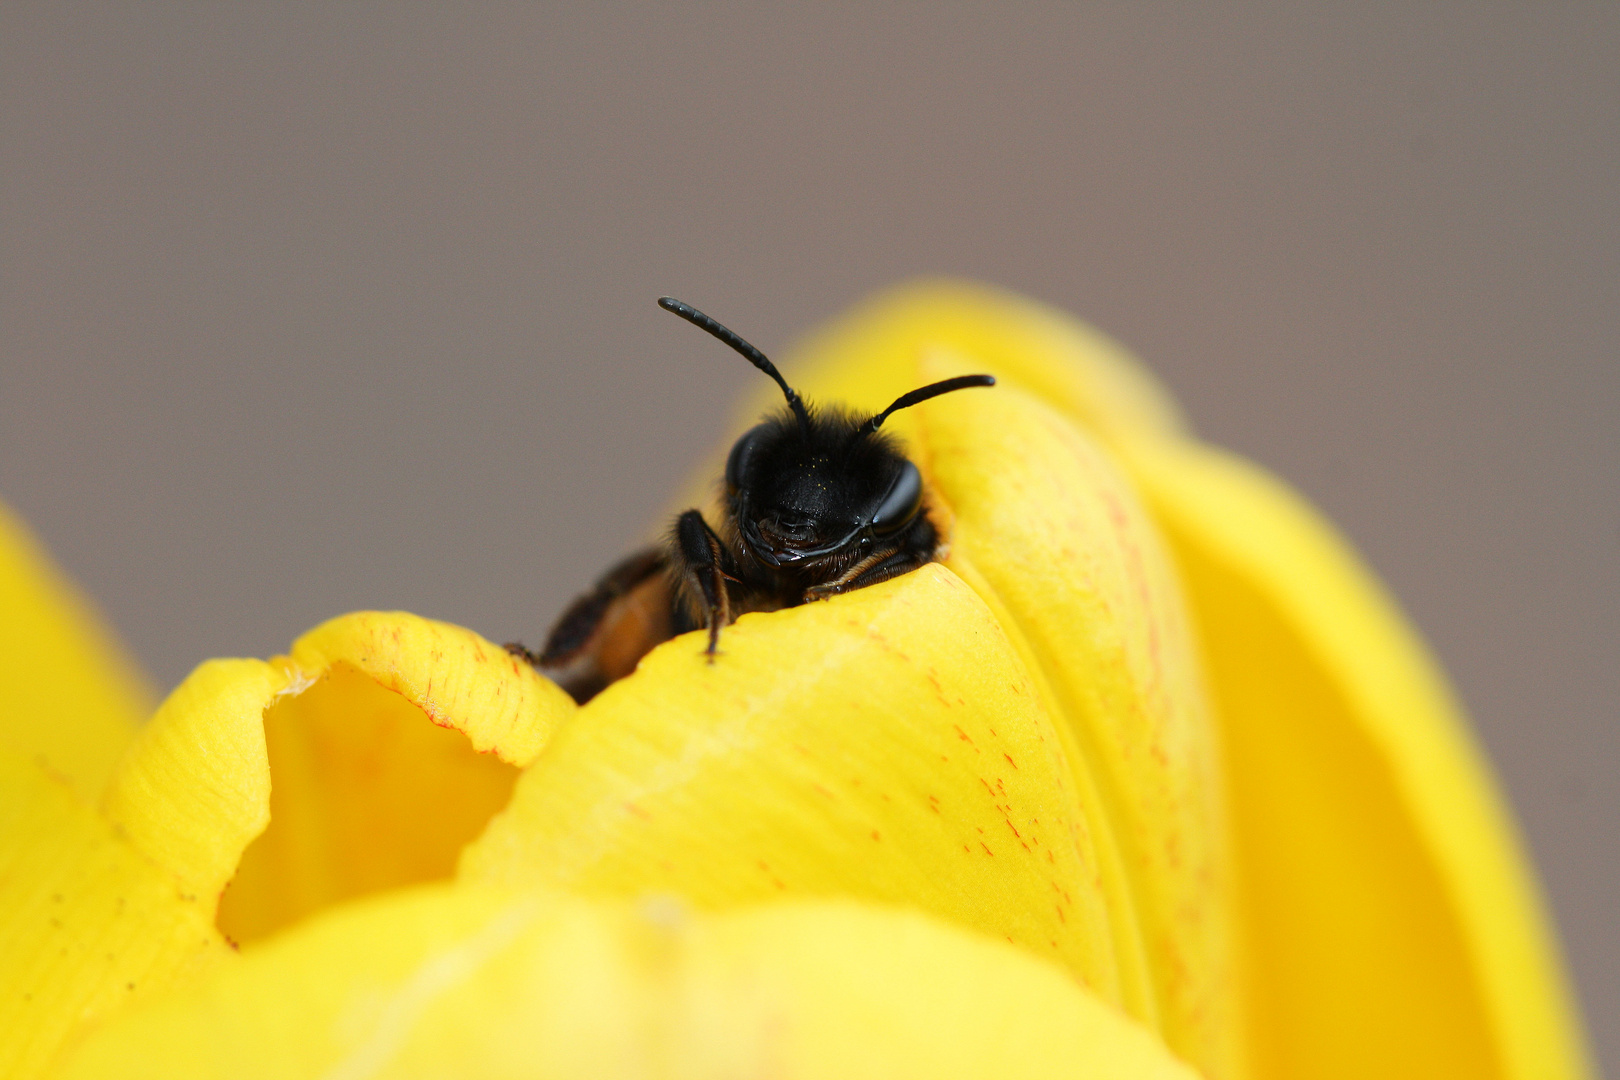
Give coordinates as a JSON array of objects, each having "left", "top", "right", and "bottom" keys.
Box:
[{"left": 507, "top": 297, "right": 994, "bottom": 703}]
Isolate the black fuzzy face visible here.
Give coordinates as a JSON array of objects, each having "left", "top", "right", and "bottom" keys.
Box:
[{"left": 725, "top": 406, "right": 914, "bottom": 567}]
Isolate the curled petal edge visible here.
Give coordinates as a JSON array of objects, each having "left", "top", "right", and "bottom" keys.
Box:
[
  {"left": 1124, "top": 435, "right": 1594, "bottom": 1080},
  {"left": 0, "top": 611, "right": 574, "bottom": 1076},
  {"left": 100, "top": 612, "right": 574, "bottom": 906}
]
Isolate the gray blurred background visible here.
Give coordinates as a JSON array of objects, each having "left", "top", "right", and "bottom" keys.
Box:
[{"left": 2, "top": 4, "right": 1615, "bottom": 1067}]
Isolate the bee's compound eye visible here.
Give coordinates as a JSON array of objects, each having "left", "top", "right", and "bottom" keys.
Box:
[
  {"left": 725, "top": 425, "right": 768, "bottom": 494},
  {"left": 870, "top": 460, "right": 923, "bottom": 535}
]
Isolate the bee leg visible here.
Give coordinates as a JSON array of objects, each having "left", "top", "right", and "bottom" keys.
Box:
[
  {"left": 670, "top": 509, "right": 736, "bottom": 660},
  {"left": 504, "top": 641, "right": 542, "bottom": 664},
  {"left": 803, "top": 549, "right": 900, "bottom": 598},
  {"left": 805, "top": 530, "right": 937, "bottom": 599}
]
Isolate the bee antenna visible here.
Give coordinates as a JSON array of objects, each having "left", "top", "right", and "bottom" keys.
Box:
[
  {"left": 658, "top": 297, "right": 812, "bottom": 436},
  {"left": 863, "top": 374, "right": 996, "bottom": 433}
]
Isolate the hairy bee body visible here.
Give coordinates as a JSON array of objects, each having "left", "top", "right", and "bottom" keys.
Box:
[{"left": 509, "top": 299, "right": 991, "bottom": 704}]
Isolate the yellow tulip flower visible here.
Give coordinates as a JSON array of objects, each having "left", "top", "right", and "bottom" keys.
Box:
[{"left": 0, "top": 282, "right": 1592, "bottom": 1079}]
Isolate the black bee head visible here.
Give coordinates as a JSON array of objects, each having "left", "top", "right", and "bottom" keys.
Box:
[
  {"left": 724, "top": 410, "right": 924, "bottom": 566},
  {"left": 656, "top": 296, "right": 993, "bottom": 567}
]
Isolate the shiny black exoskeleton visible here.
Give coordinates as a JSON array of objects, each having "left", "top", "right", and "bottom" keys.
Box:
[{"left": 507, "top": 297, "right": 993, "bottom": 703}]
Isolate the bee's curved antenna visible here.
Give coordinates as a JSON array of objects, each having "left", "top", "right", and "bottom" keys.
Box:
[
  {"left": 863, "top": 374, "right": 996, "bottom": 433},
  {"left": 658, "top": 297, "right": 812, "bottom": 437}
]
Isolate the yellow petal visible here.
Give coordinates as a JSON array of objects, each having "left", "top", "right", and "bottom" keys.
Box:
[
  {"left": 1126, "top": 437, "right": 1593, "bottom": 1080},
  {"left": 0, "top": 743, "right": 228, "bottom": 1080},
  {"left": 780, "top": 277, "right": 1187, "bottom": 444},
  {"left": 763, "top": 293, "right": 1236, "bottom": 1075},
  {"left": 463, "top": 564, "right": 1126, "bottom": 1009},
  {"left": 920, "top": 382, "right": 1236, "bottom": 1078},
  {"left": 781, "top": 279, "right": 1590, "bottom": 1078},
  {"left": 50, "top": 886, "right": 1201, "bottom": 1080},
  {"left": 286, "top": 610, "right": 560, "bottom": 763},
  {"left": 98, "top": 659, "right": 283, "bottom": 918},
  {"left": 99, "top": 612, "right": 573, "bottom": 946},
  {"left": 0, "top": 500, "right": 151, "bottom": 797}
]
